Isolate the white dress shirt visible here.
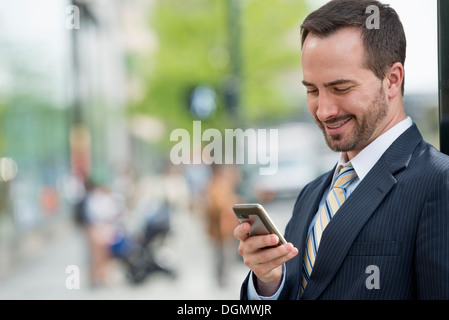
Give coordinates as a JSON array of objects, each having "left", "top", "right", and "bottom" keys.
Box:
[{"left": 247, "top": 116, "right": 413, "bottom": 300}]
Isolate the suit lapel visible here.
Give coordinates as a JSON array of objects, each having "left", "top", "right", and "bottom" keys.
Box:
[
  {"left": 284, "top": 169, "right": 334, "bottom": 300},
  {"left": 288, "top": 168, "right": 335, "bottom": 249},
  {"left": 301, "top": 124, "right": 423, "bottom": 300}
]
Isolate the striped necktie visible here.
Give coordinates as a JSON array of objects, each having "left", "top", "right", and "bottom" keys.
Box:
[{"left": 300, "top": 165, "right": 358, "bottom": 295}]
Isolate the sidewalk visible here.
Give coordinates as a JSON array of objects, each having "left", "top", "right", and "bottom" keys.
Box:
[{"left": 0, "top": 210, "right": 249, "bottom": 300}]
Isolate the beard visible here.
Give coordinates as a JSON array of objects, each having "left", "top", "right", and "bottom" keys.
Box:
[{"left": 314, "top": 86, "right": 388, "bottom": 153}]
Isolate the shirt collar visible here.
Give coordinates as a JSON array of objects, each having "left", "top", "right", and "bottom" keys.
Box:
[{"left": 335, "top": 116, "right": 413, "bottom": 181}]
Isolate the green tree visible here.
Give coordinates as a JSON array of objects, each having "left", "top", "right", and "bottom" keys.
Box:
[
  {"left": 131, "top": 0, "right": 309, "bottom": 138},
  {"left": 242, "top": 0, "right": 308, "bottom": 123}
]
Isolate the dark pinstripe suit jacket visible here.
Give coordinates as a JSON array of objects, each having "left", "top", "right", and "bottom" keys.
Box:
[{"left": 241, "top": 123, "right": 449, "bottom": 300}]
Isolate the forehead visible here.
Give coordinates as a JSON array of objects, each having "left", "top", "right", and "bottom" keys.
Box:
[{"left": 301, "top": 27, "right": 368, "bottom": 82}]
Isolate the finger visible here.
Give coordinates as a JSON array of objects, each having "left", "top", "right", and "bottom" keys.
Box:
[
  {"left": 234, "top": 222, "right": 251, "bottom": 241},
  {"left": 243, "top": 242, "right": 295, "bottom": 270},
  {"left": 251, "top": 242, "right": 296, "bottom": 265},
  {"left": 256, "top": 245, "right": 299, "bottom": 271},
  {"left": 250, "top": 245, "right": 299, "bottom": 279},
  {"left": 242, "top": 234, "right": 279, "bottom": 254}
]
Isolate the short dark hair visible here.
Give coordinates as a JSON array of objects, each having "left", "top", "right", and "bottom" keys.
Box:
[{"left": 300, "top": 0, "right": 406, "bottom": 95}]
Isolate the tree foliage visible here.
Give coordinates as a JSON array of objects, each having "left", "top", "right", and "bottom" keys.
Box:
[{"left": 131, "top": 0, "right": 309, "bottom": 137}]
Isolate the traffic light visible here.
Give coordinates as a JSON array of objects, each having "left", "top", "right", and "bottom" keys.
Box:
[{"left": 187, "top": 85, "right": 217, "bottom": 120}]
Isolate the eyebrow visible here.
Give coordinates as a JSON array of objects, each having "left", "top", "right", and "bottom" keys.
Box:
[{"left": 302, "top": 79, "right": 356, "bottom": 88}]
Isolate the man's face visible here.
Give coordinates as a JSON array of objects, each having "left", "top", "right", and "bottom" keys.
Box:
[{"left": 302, "top": 28, "right": 390, "bottom": 157}]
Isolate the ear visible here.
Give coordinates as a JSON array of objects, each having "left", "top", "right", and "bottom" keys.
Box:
[{"left": 385, "top": 62, "right": 404, "bottom": 99}]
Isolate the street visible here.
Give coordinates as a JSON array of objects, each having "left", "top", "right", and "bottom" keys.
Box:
[{"left": 0, "top": 198, "right": 295, "bottom": 300}]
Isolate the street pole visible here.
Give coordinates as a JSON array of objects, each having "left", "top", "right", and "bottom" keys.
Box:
[
  {"left": 226, "top": 0, "right": 242, "bottom": 123},
  {"left": 438, "top": 0, "right": 449, "bottom": 155},
  {"left": 69, "top": 0, "right": 96, "bottom": 182}
]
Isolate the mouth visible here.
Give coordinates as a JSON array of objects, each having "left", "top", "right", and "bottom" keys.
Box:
[{"left": 323, "top": 116, "right": 353, "bottom": 134}]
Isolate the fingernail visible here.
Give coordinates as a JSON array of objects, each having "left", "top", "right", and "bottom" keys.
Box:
[{"left": 285, "top": 243, "right": 293, "bottom": 251}]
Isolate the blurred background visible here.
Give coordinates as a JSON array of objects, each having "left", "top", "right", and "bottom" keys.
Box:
[{"left": 0, "top": 0, "right": 440, "bottom": 299}]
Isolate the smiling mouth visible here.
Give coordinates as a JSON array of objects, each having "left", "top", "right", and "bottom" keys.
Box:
[{"left": 325, "top": 117, "right": 352, "bottom": 130}]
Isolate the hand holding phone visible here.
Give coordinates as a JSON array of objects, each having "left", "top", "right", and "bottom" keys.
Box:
[
  {"left": 233, "top": 203, "right": 287, "bottom": 246},
  {"left": 233, "top": 203, "right": 298, "bottom": 297}
]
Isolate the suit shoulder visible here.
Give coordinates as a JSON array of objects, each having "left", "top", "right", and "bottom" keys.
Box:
[{"left": 415, "top": 140, "right": 449, "bottom": 172}]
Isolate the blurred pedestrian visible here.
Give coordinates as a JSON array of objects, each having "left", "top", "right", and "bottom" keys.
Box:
[
  {"left": 83, "top": 181, "right": 126, "bottom": 287},
  {"left": 205, "top": 164, "right": 241, "bottom": 287}
]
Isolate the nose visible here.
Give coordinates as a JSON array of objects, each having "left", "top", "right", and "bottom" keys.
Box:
[{"left": 315, "top": 92, "right": 339, "bottom": 122}]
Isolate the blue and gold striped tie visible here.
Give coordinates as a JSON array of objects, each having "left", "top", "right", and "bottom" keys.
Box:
[{"left": 300, "top": 165, "right": 358, "bottom": 295}]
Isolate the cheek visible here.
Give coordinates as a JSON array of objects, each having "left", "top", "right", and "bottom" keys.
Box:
[
  {"left": 340, "top": 97, "right": 357, "bottom": 115},
  {"left": 306, "top": 97, "right": 318, "bottom": 115},
  {"left": 337, "top": 93, "right": 367, "bottom": 116},
  {"left": 306, "top": 91, "right": 371, "bottom": 119}
]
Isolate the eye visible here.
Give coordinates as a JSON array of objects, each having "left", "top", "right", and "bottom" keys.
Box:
[
  {"left": 306, "top": 89, "right": 318, "bottom": 95},
  {"left": 334, "top": 87, "right": 351, "bottom": 93}
]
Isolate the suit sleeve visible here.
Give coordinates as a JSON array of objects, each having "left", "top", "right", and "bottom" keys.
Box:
[
  {"left": 240, "top": 272, "right": 251, "bottom": 300},
  {"left": 415, "top": 169, "right": 449, "bottom": 299}
]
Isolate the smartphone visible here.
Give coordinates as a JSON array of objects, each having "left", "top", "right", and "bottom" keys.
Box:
[{"left": 233, "top": 203, "right": 287, "bottom": 246}]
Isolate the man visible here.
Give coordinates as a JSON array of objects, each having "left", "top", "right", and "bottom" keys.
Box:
[{"left": 234, "top": 0, "right": 449, "bottom": 300}]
